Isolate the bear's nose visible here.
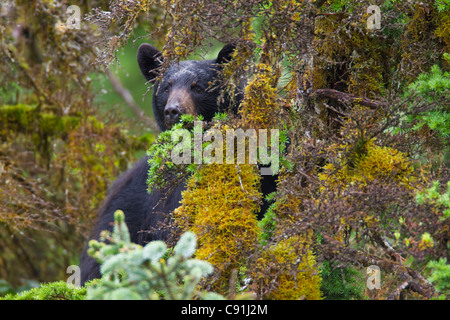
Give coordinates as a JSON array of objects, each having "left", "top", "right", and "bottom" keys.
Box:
[{"left": 164, "top": 105, "right": 183, "bottom": 127}]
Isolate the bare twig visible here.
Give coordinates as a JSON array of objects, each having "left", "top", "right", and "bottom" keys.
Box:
[{"left": 105, "top": 69, "right": 159, "bottom": 131}]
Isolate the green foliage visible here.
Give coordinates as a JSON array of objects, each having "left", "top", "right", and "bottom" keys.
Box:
[
  {"left": 212, "top": 112, "right": 228, "bottom": 121},
  {"left": 435, "top": 0, "right": 450, "bottom": 12},
  {"left": 87, "top": 210, "right": 224, "bottom": 300},
  {"left": 416, "top": 181, "right": 450, "bottom": 220},
  {"left": 328, "top": 0, "right": 352, "bottom": 13},
  {"left": 0, "top": 281, "right": 87, "bottom": 300},
  {"left": 258, "top": 196, "right": 277, "bottom": 246},
  {"left": 407, "top": 65, "right": 450, "bottom": 138},
  {"left": 426, "top": 258, "right": 450, "bottom": 299},
  {"left": 146, "top": 116, "right": 196, "bottom": 193},
  {"left": 409, "top": 65, "right": 450, "bottom": 99},
  {"left": 0, "top": 103, "right": 148, "bottom": 286},
  {"left": 320, "top": 261, "right": 365, "bottom": 300},
  {"left": 146, "top": 114, "right": 289, "bottom": 195}
]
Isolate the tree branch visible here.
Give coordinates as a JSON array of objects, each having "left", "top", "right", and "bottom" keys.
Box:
[
  {"left": 372, "top": 232, "right": 405, "bottom": 264},
  {"left": 387, "top": 280, "right": 410, "bottom": 300},
  {"left": 106, "top": 69, "right": 159, "bottom": 132},
  {"left": 312, "top": 88, "right": 385, "bottom": 110}
]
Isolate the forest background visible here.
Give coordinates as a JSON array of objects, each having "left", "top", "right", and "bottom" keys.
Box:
[{"left": 0, "top": 0, "right": 449, "bottom": 300}]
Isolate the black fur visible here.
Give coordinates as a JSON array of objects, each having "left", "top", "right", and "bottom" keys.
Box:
[{"left": 79, "top": 157, "right": 185, "bottom": 282}]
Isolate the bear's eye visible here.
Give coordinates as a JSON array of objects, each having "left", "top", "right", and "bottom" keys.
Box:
[
  {"left": 191, "top": 82, "right": 203, "bottom": 94},
  {"left": 164, "top": 80, "right": 172, "bottom": 94}
]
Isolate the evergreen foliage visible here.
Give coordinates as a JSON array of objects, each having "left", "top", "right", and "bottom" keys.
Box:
[
  {"left": 319, "top": 261, "right": 365, "bottom": 300},
  {"left": 427, "top": 258, "right": 450, "bottom": 299},
  {"left": 406, "top": 65, "right": 450, "bottom": 139},
  {"left": 86, "top": 210, "right": 224, "bottom": 300}
]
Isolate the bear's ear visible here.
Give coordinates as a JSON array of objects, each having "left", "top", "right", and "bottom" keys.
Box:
[
  {"left": 137, "top": 43, "right": 163, "bottom": 82},
  {"left": 216, "top": 43, "right": 236, "bottom": 66}
]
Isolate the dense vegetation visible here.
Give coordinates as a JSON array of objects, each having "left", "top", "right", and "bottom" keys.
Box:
[{"left": 0, "top": 0, "right": 449, "bottom": 300}]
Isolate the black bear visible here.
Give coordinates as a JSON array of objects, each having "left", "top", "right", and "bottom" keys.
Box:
[{"left": 79, "top": 43, "right": 277, "bottom": 284}]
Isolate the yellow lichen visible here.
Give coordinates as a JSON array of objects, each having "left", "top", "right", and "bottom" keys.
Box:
[
  {"left": 173, "top": 162, "right": 261, "bottom": 293},
  {"left": 252, "top": 234, "right": 322, "bottom": 300},
  {"left": 238, "top": 62, "right": 280, "bottom": 130},
  {"left": 319, "top": 138, "right": 415, "bottom": 189}
]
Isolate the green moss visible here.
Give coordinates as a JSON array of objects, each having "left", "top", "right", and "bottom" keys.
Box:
[
  {"left": 39, "top": 113, "right": 64, "bottom": 135},
  {"left": 0, "top": 104, "right": 35, "bottom": 134},
  {"left": 0, "top": 104, "right": 81, "bottom": 137},
  {"left": 1, "top": 281, "right": 87, "bottom": 300},
  {"left": 62, "top": 116, "right": 81, "bottom": 132},
  {"left": 87, "top": 116, "right": 105, "bottom": 132}
]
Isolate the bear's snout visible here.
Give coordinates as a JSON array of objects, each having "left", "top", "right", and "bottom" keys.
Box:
[
  {"left": 164, "top": 88, "right": 196, "bottom": 128},
  {"left": 164, "top": 104, "right": 183, "bottom": 127}
]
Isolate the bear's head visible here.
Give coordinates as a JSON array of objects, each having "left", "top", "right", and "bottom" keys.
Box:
[{"left": 137, "top": 43, "right": 237, "bottom": 131}]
